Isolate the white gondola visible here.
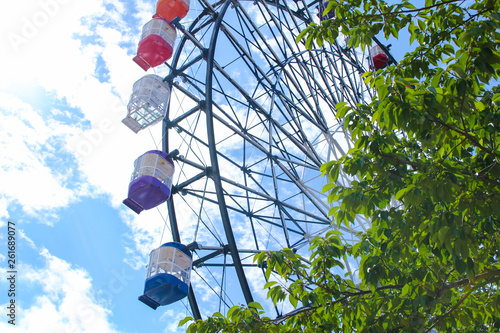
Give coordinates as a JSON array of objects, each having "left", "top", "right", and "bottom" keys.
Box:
[{"left": 122, "top": 75, "right": 170, "bottom": 133}]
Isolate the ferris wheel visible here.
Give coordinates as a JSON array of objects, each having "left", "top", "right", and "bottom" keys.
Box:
[{"left": 122, "top": 0, "right": 389, "bottom": 321}]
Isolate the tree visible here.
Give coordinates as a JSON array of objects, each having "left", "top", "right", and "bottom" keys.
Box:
[{"left": 181, "top": 0, "right": 500, "bottom": 331}]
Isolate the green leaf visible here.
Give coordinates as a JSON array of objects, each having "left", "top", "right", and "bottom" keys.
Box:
[
  {"left": 289, "top": 295, "right": 299, "bottom": 308},
  {"left": 305, "top": 31, "right": 316, "bottom": 50},
  {"left": 265, "top": 266, "right": 272, "bottom": 280},
  {"left": 403, "top": 1, "right": 416, "bottom": 9},
  {"left": 417, "top": 19, "right": 426, "bottom": 32},
  {"left": 264, "top": 281, "right": 278, "bottom": 289},
  {"left": 326, "top": 229, "right": 343, "bottom": 238},
  {"left": 322, "top": 182, "right": 335, "bottom": 192},
  {"left": 401, "top": 284, "right": 410, "bottom": 297},
  {"left": 378, "top": 84, "right": 389, "bottom": 101},
  {"left": 227, "top": 306, "right": 238, "bottom": 319},
  {"left": 395, "top": 185, "right": 415, "bottom": 201},
  {"left": 248, "top": 302, "right": 264, "bottom": 310},
  {"left": 179, "top": 316, "right": 193, "bottom": 327},
  {"left": 328, "top": 163, "right": 341, "bottom": 183},
  {"left": 431, "top": 69, "right": 444, "bottom": 87},
  {"left": 456, "top": 258, "right": 467, "bottom": 274},
  {"left": 401, "top": 78, "right": 419, "bottom": 86},
  {"left": 438, "top": 226, "right": 450, "bottom": 245},
  {"left": 336, "top": 104, "right": 352, "bottom": 119},
  {"left": 452, "top": 65, "right": 466, "bottom": 78},
  {"left": 296, "top": 26, "right": 312, "bottom": 44}
]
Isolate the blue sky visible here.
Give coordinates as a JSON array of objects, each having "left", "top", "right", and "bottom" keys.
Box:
[
  {"left": 0, "top": 1, "right": 410, "bottom": 332},
  {"left": 0, "top": 1, "right": 194, "bottom": 332}
]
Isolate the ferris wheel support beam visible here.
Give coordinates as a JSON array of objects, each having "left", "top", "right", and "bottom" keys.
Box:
[
  {"left": 163, "top": 82, "right": 203, "bottom": 322},
  {"left": 204, "top": 0, "right": 254, "bottom": 306}
]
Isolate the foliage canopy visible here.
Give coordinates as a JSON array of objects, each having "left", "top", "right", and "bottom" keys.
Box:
[{"left": 182, "top": 0, "right": 500, "bottom": 331}]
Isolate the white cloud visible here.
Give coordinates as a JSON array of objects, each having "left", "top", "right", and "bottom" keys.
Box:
[
  {"left": 160, "top": 308, "right": 192, "bottom": 333},
  {"left": 132, "top": 0, "right": 155, "bottom": 26},
  {"left": 119, "top": 208, "right": 166, "bottom": 269},
  {"left": 0, "top": 198, "right": 9, "bottom": 220},
  {"left": 0, "top": 92, "right": 80, "bottom": 217},
  {"left": 0, "top": 0, "right": 166, "bottom": 213},
  {"left": 0, "top": 245, "right": 119, "bottom": 333}
]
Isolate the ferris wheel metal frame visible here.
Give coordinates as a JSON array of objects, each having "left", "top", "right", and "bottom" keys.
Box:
[{"left": 153, "top": 0, "right": 385, "bottom": 320}]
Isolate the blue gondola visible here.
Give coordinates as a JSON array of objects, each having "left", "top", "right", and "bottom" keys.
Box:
[{"left": 139, "top": 242, "right": 193, "bottom": 310}]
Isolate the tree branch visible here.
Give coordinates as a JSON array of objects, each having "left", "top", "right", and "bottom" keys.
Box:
[
  {"left": 343, "top": 0, "right": 463, "bottom": 22},
  {"left": 378, "top": 153, "right": 420, "bottom": 168},
  {"left": 442, "top": 268, "right": 500, "bottom": 292},
  {"left": 425, "top": 288, "right": 473, "bottom": 332},
  {"left": 340, "top": 283, "right": 404, "bottom": 297},
  {"left": 426, "top": 273, "right": 500, "bottom": 332},
  {"left": 429, "top": 114, "right": 495, "bottom": 158},
  {"left": 378, "top": 151, "right": 500, "bottom": 188}
]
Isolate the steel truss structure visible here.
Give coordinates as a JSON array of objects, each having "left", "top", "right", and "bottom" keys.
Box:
[{"left": 161, "top": 0, "right": 374, "bottom": 319}]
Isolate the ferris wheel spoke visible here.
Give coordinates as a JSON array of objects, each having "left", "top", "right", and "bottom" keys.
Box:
[{"left": 193, "top": 265, "right": 234, "bottom": 308}]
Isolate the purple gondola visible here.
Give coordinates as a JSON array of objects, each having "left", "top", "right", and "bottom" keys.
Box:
[{"left": 123, "top": 150, "right": 174, "bottom": 214}]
